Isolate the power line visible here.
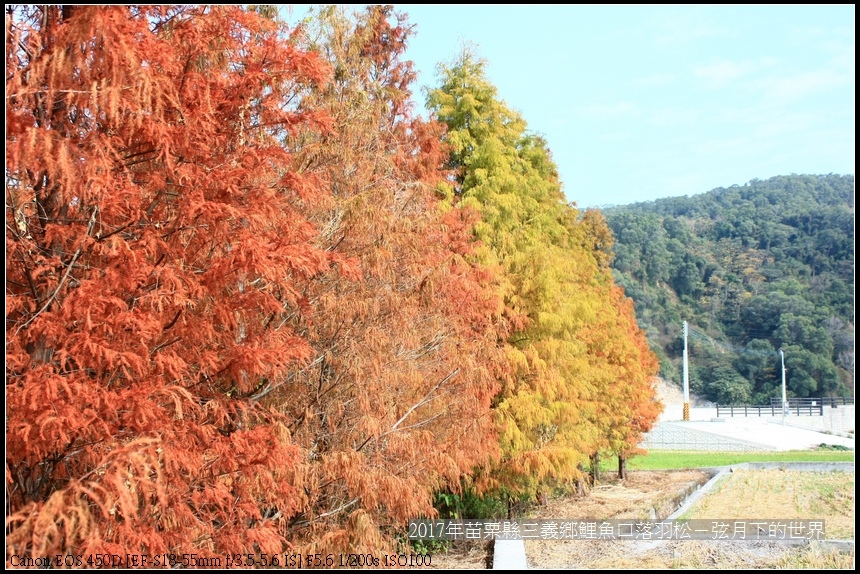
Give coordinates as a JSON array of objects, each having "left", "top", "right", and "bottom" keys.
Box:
[{"left": 687, "top": 325, "right": 780, "bottom": 358}]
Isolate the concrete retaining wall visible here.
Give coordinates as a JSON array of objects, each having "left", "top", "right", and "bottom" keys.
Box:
[{"left": 641, "top": 422, "right": 772, "bottom": 451}]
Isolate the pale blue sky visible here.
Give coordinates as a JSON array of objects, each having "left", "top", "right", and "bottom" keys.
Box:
[{"left": 286, "top": 5, "right": 855, "bottom": 208}]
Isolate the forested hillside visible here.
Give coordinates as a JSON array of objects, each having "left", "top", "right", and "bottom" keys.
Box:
[{"left": 605, "top": 174, "right": 854, "bottom": 404}]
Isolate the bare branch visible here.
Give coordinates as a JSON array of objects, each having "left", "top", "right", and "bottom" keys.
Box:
[
  {"left": 355, "top": 369, "right": 459, "bottom": 452},
  {"left": 13, "top": 207, "right": 98, "bottom": 336}
]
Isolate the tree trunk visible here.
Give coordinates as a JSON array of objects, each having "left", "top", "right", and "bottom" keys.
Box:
[
  {"left": 576, "top": 462, "right": 588, "bottom": 496},
  {"left": 538, "top": 486, "right": 548, "bottom": 507},
  {"left": 590, "top": 452, "right": 600, "bottom": 484},
  {"left": 618, "top": 454, "right": 628, "bottom": 480}
]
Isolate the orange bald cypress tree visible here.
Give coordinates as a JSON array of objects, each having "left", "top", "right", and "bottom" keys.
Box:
[
  {"left": 6, "top": 5, "right": 342, "bottom": 559},
  {"left": 274, "top": 6, "right": 508, "bottom": 553},
  {"left": 574, "top": 210, "right": 662, "bottom": 479}
]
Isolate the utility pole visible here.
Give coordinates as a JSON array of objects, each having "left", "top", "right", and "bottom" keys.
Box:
[
  {"left": 683, "top": 321, "right": 690, "bottom": 421},
  {"left": 780, "top": 349, "right": 787, "bottom": 426}
]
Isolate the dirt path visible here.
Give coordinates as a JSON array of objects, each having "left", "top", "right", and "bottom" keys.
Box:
[{"left": 526, "top": 470, "right": 711, "bottom": 568}]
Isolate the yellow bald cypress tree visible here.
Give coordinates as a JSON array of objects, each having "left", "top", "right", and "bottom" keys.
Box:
[{"left": 428, "top": 50, "right": 662, "bottom": 498}]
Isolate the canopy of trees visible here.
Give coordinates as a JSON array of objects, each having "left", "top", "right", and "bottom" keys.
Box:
[
  {"left": 605, "top": 174, "right": 854, "bottom": 404},
  {"left": 6, "top": 5, "right": 660, "bottom": 561},
  {"left": 427, "top": 51, "right": 661, "bottom": 497}
]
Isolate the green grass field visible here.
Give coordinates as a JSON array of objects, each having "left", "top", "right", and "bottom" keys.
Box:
[{"left": 621, "top": 450, "right": 854, "bottom": 470}]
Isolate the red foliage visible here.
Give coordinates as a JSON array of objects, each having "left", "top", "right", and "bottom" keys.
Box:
[{"left": 6, "top": 5, "right": 340, "bottom": 558}]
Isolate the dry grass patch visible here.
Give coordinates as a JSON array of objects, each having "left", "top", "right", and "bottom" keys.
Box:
[
  {"left": 682, "top": 469, "right": 854, "bottom": 539},
  {"left": 422, "top": 540, "right": 492, "bottom": 570},
  {"left": 526, "top": 539, "right": 854, "bottom": 569}
]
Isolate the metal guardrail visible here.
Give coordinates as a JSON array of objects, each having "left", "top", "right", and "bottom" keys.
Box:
[
  {"left": 768, "top": 397, "right": 853, "bottom": 407},
  {"left": 717, "top": 397, "right": 853, "bottom": 418},
  {"left": 717, "top": 404, "right": 818, "bottom": 417}
]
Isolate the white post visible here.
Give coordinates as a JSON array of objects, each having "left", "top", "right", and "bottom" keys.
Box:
[
  {"left": 780, "top": 349, "right": 787, "bottom": 426},
  {"left": 683, "top": 321, "right": 690, "bottom": 421}
]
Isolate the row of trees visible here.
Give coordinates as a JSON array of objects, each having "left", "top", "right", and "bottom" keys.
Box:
[
  {"left": 606, "top": 174, "right": 854, "bottom": 404},
  {"left": 6, "top": 6, "right": 660, "bottom": 560}
]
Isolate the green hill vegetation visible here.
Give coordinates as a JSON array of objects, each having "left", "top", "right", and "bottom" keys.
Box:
[{"left": 604, "top": 174, "right": 854, "bottom": 404}]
